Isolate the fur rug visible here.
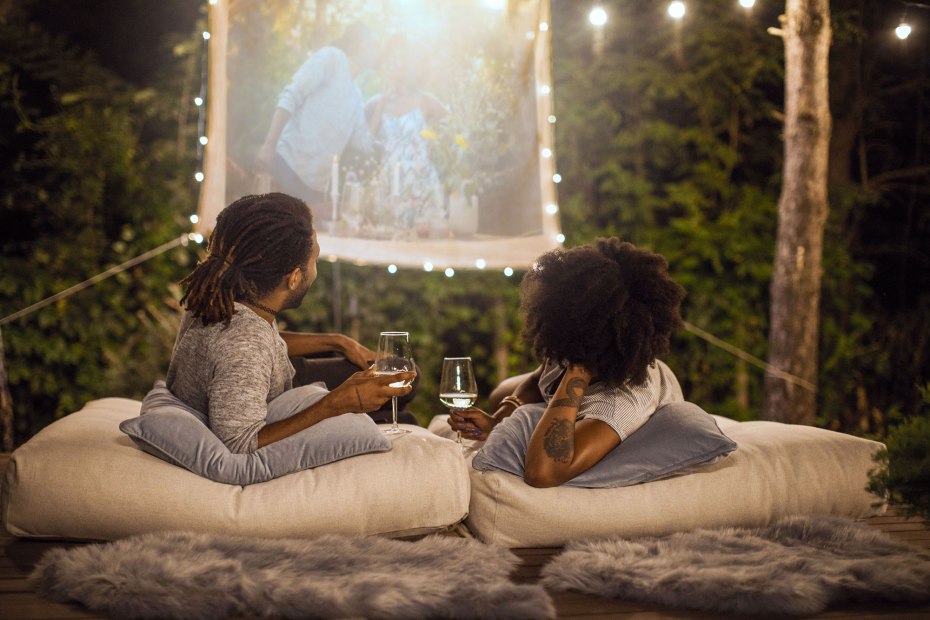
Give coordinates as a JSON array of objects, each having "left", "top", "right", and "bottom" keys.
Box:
[
  {"left": 541, "top": 515, "right": 930, "bottom": 616},
  {"left": 31, "top": 531, "right": 554, "bottom": 619}
]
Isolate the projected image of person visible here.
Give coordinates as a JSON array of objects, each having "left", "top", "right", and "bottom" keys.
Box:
[
  {"left": 365, "top": 35, "right": 446, "bottom": 232},
  {"left": 256, "top": 23, "right": 377, "bottom": 217}
]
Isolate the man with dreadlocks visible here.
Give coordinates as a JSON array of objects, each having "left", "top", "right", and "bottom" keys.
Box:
[
  {"left": 448, "top": 238, "right": 687, "bottom": 487},
  {"left": 167, "top": 192, "right": 415, "bottom": 453}
]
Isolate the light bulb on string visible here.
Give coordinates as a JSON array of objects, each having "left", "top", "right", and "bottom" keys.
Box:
[
  {"left": 668, "top": 1, "right": 686, "bottom": 19},
  {"left": 387, "top": 264, "right": 398, "bottom": 274},
  {"left": 896, "top": 18, "right": 912, "bottom": 40},
  {"left": 194, "top": 96, "right": 204, "bottom": 107},
  {"left": 202, "top": 31, "right": 211, "bottom": 40},
  {"left": 552, "top": 173, "right": 562, "bottom": 183},
  {"left": 423, "top": 261, "right": 433, "bottom": 272},
  {"left": 199, "top": 136, "right": 208, "bottom": 146},
  {"left": 444, "top": 268, "right": 455, "bottom": 278},
  {"left": 475, "top": 258, "right": 486, "bottom": 270},
  {"left": 556, "top": 233, "right": 566, "bottom": 243},
  {"left": 189, "top": 214, "right": 199, "bottom": 224},
  {"left": 589, "top": 6, "right": 608, "bottom": 27},
  {"left": 739, "top": 0, "right": 755, "bottom": 8},
  {"left": 194, "top": 172, "right": 204, "bottom": 182},
  {"left": 503, "top": 267, "right": 514, "bottom": 277}
]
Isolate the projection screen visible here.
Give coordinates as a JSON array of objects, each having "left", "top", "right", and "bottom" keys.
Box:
[{"left": 199, "top": 0, "right": 560, "bottom": 270}]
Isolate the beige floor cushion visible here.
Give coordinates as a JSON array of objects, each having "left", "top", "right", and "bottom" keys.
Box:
[
  {"left": 428, "top": 415, "right": 885, "bottom": 548},
  {"left": 2, "top": 398, "right": 470, "bottom": 541}
]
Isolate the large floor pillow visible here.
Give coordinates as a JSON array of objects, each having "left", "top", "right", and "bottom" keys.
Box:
[
  {"left": 2, "top": 398, "right": 470, "bottom": 541},
  {"left": 427, "top": 414, "right": 885, "bottom": 548}
]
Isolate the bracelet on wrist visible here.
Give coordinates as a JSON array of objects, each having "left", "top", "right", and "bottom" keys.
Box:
[{"left": 500, "top": 395, "right": 524, "bottom": 409}]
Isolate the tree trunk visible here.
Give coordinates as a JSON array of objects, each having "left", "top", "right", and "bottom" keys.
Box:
[
  {"left": 0, "top": 331, "right": 14, "bottom": 451},
  {"left": 763, "top": 0, "right": 832, "bottom": 424}
]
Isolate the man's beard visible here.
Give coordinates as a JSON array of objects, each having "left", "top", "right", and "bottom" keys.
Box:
[{"left": 281, "top": 277, "right": 311, "bottom": 310}]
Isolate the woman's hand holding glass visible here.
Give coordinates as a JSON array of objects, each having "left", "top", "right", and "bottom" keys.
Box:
[
  {"left": 447, "top": 407, "right": 498, "bottom": 441},
  {"left": 439, "top": 358, "right": 477, "bottom": 444}
]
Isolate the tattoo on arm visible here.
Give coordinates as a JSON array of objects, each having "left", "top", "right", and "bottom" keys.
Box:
[
  {"left": 550, "top": 377, "right": 587, "bottom": 409},
  {"left": 543, "top": 419, "right": 573, "bottom": 463}
]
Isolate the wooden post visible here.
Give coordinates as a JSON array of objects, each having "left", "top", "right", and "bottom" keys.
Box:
[
  {"left": 763, "top": 0, "right": 832, "bottom": 424},
  {"left": 0, "top": 328, "right": 14, "bottom": 451}
]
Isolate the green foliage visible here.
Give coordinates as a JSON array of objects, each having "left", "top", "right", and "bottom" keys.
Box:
[
  {"left": 868, "top": 384, "right": 930, "bottom": 520},
  {"left": 552, "top": 0, "right": 784, "bottom": 419},
  {"left": 0, "top": 17, "right": 197, "bottom": 443}
]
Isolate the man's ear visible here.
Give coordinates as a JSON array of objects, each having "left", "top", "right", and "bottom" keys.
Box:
[{"left": 286, "top": 267, "right": 303, "bottom": 291}]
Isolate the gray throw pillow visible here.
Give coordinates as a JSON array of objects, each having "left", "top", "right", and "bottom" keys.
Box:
[
  {"left": 471, "top": 401, "right": 737, "bottom": 488},
  {"left": 119, "top": 381, "right": 391, "bottom": 485}
]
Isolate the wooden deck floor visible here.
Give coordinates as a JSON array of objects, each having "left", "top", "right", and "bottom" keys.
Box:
[{"left": 2, "top": 452, "right": 929, "bottom": 619}]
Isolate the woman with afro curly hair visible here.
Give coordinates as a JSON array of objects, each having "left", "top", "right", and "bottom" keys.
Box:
[{"left": 448, "top": 237, "right": 687, "bottom": 487}]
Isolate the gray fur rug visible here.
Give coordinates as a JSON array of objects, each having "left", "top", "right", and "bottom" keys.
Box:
[
  {"left": 31, "top": 531, "right": 554, "bottom": 619},
  {"left": 541, "top": 515, "right": 930, "bottom": 616}
]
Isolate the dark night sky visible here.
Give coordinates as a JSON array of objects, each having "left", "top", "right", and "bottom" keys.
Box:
[{"left": 26, "top": 0, "right": 202, "bottom": 85}]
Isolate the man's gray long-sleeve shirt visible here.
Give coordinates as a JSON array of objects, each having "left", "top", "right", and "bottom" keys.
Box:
[{"left": 166, "top": 303, "right": 294, "bottom": 453}]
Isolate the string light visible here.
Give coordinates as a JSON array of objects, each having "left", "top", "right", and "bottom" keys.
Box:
[
  {"left": 556, "top": 233, "right": 566, "bottom": 243},
  {"left": 538, "top": 84, "right": 551, "bottom": 95},
  {"left": 423, "top": 261, "right": 433, "bottom": 272},
  {"left": 541, "top": 147, "right": 553, "bottom": 158},
  {"left": 739, "top": 0, "right": 755, "bottom": 8},
  {"left": 896, "top": 17, "right": 912, "bottom": 40},
  {"left": 548, "top": 114, "right": 556, "bottom": 123},
  {"left": 668, "top": 1, "right": 686, "bottom": 19},
  {"left": 444, "top": 267, "right": 455, "bottom": 278},
  {"left": 475, "top": 258, "right": 486, "bottom": 270},
  {"left": 387, "top": 264, "right": 398, "bottom": 274},
  {"left": 194, "top": 15, "right": 209, "bottom": 187},
  {"left": 589, "top": 6, "right": 608, "bottom": 27},
  {"left": 891, "top": 2, "right": 930, "bottom": 40},
  {"left": 552, "top": 173, "right": 562, "bottom": 183},
  {"left": 545, "top": 203, "right": 559, "bottom": 215},
  {"left": 503, "top": 267, "right": 514, "bottom": 277},
  {"left": 539, "top": 22, "right": 549, "bottom": 31},
  {"left": 189, "top": 214, "right": 199, "bottom": 224}
]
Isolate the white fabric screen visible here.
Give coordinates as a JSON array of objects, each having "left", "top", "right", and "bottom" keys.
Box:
[{"left": 199, "top": 0, "right": 560, "bottom": 270}]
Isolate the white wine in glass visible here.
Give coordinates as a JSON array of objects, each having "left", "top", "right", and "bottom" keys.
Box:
[
  {"left": 440, "top": 357, "right": 478, "bottom": 444},
  {"left": 374, "top": 331, "right": 415, "bottom": 435}
]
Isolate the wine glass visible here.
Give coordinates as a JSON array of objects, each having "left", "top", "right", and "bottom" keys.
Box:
[
  {"left": 374, "top": 331, "right": 415, "bottom": 435},
  {"left": 440, "top": 357, "right": 478, "bottom": 444}
]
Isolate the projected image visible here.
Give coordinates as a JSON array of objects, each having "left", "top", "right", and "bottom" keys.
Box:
[{"left": 222, "top": 0, "right": 548, "bottom": 246}]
